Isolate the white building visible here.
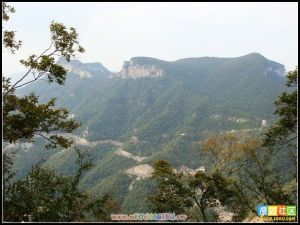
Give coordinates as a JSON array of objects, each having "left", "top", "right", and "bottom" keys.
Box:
[{"left": 262, "top": 119, "right": 267, "bottom": 127}]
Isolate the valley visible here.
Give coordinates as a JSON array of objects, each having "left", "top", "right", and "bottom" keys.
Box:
[{"left": 6, "top": 53, "right": 294, "bottom": 214}]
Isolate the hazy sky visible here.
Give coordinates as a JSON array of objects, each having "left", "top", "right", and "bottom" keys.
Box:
[{"left": 2, "top": 2, "right": 298, "bottom": 75}]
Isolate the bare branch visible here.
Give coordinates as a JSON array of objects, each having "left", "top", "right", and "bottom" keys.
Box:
[
  {"left": 14, "top": 72, "right": 47, "bottom": 89},
  {"left": 37, "top": 133, "right": 56, "bottom": 144},
  {"left": 4, "top": 41, "right": 54, "bottom": 95}
]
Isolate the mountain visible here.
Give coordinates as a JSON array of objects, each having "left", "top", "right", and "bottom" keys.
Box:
[{"left": 7, "top": 53, "right": 288, "bottom": 212}]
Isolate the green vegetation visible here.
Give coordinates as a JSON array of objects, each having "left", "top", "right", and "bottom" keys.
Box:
[
  {"left": 2, "top": 3, "right": 297, "bottom": 222},
  {"left": 148, "top": 132, "right": 297, "bottom": 221},
  {"left": 263, "top": 68, "right": 297, "bottom": 148},
  {"left": 147, "top": 69, "right": 297, "bottom": 221},
  {"left": 2, "top": 3, "right": 119, "bottom": 222},
  {"left": 10, "top": 55, "right": 294, "bottom": 218}
]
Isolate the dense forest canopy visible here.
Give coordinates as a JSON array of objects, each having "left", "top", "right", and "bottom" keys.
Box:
[{"left": 2, "top": 2, "right": 298, "bottom": 223}]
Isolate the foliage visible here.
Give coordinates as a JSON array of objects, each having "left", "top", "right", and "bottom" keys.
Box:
[
  {"left": 4, "top": 165, "right": 83, "bottom": 222},
  {"left": 2, "top": 3, "right": 120, "bottom": 222},
  {"left": 5, "top": 21, "right": 84, "bottom": 92},
  {"left": 84, "top": 194, "right": 121, "bottom": 222},
  {"left": 148, "top": 131, "right": 297, "bottom": 222},
  {"left": 2, "top": 2, "right": 22, "bottom": 53},
  {"left": 263, "top": 68, "right": 297, "bottom": 148},
  {"left": 203, "top": 132, "right": 296, "bottom": 213},
  {"left": 147, "top": 159, "right": 238, "bottom": 222},
  {"left": 3, "top": 152, "right": 16, "bottom": 190},
  {"left": 3, "top": 79, "right": 79, "bottom": 148},
  {"left": 147, "top": 160, "right": 193, "bottom": 215},
  {"left": 3, "top": 148, "right": 120, "bottom": 222},
  {"left": 3, "top": 2, "right": 296, "bottom": 220},
  {"left": 2, "top": 1, "right": 85, "bottom": 149},
  {"left": 2, "top": 1, "right": 85, "bottom": 150},
  {"left": 122, "top": 179, "right": 156, "bottom": 213}
]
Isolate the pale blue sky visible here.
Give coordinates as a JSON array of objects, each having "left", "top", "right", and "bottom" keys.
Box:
[{"left": 2, "top": 2, "right": 298, "bottom": 75}]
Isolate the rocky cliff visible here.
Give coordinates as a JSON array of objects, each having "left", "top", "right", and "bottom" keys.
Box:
[{"left": 117, "top": 58, "right": 165, "bottom": 79}]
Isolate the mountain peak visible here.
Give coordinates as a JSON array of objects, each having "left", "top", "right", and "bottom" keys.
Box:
[
  {"left": 129, "top": 57, "right": 167, "bottom": 65},
  {"left": 239, "top": 53, "right": 286, "bottom": 77},
  {"left": 241, "top": 52, "right": 267, "bottom": 60},
  {"left": 245, "top": 52, "right": 265, "bottom": 57},
  {"left": 57, "top": 58, "right": 111, "bottom": 79}
]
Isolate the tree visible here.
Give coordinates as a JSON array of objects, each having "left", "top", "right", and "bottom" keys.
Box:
[
  {"left": 3, "top": 0, "right": 83, "bottom": 202},
  {"left": 263, "top": 68, "right": 297, "bottom": 178},
  {"left": 188, "top": 170, "right": 237, "bottom": 222},
  {"left": 3, "top": 154, "right": 88, "bottom": 222},
  {"left": 2, "top": 3, "right": 121, "bottom": 222},
  {"left": 147, "top": 160, "right": 193, "bottom": 216},
  {"left": 147, "top": 159, "right": 237, "bottom": 222},
  {"left": 3, "top": 3, "right": 85, "bottom": 218},
  {"left": 260, "top": 68, "right": 298, "bottom": 208},
  {"left": 84, "top": 194, "right": 121, "bottom": 222},
  {"left": 2, "top": 2, "right": 84, "bottom": 150},
  {"left": 202, "top": 132, "right": 296, "bottom": 220},
  {"left": 2, "top": 2, "right": 22, "bottom": 53},
  {"left": 263, "top": 68, "right": 297, "bottom": 148},
  {"left": 148, "top": 132, "right": 297, "bottom": 222},
  {"left": 201, "top": 133, "right": 244, "bottom": 177},
  {"left": 3, "top": 146, "right": 120, "bottom": 222}
]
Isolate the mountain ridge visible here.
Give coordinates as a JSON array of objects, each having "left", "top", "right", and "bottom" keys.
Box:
[{"left": 9, "top": 52, "right": 289, "bottom": 213}]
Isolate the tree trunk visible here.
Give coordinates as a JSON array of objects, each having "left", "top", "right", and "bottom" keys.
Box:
[{"left": 200, "top": 204, "right": 207, "bottom": 222}]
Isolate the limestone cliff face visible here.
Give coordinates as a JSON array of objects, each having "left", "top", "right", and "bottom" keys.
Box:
[
  {"left": 118, "top": 58, "right": 165, "bottom": 79},
  {"left": 264, "top": 65, "right": 286, "bottom": 77},
  {"left": 57, "top": 58, "right": 111, "bottom": 79}
]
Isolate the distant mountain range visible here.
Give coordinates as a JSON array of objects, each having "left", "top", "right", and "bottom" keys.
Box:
[{"left": 7, "top": 53, "right": 288, "bottom": 212}]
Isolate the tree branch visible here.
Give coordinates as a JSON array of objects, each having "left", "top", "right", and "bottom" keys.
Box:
[
  {"left": 37, "top": 133, "right": 56, "bottom": 144},
  {"left": 14, "top": 72, "right": 47, "bottom": 89},
  {"left": 4, "top": 41, "right": 54, "bottom": 95}
]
